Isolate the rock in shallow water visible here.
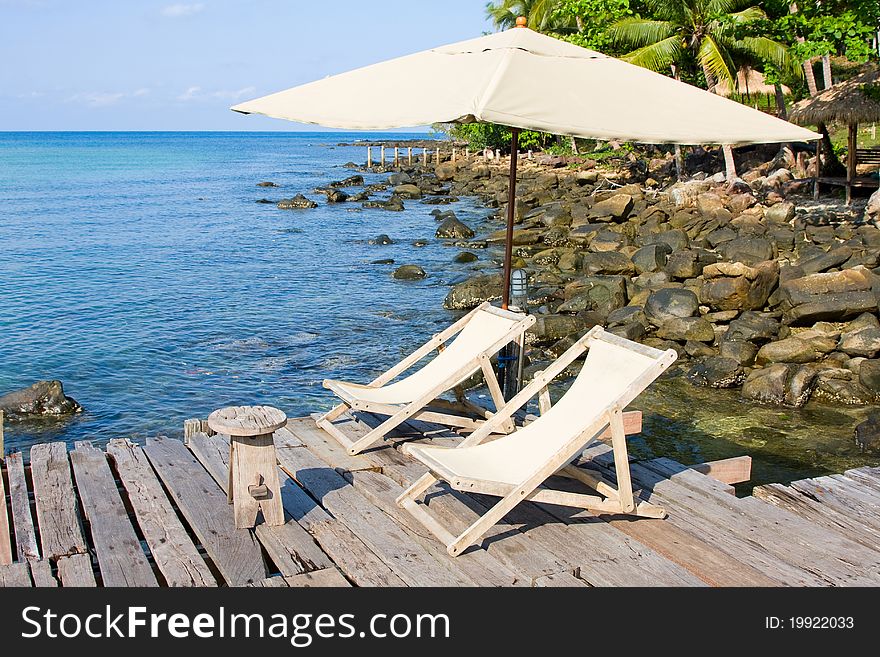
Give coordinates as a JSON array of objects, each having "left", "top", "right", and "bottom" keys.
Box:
[
  {"left": 443, "top": 273, "right": 502, "bottom": 309},
  {"left": 687, "top": 357, "right": 745, "bottom": 388},
  {"left": 392, "top": 265, "right": 427, "bottom": 280},
  {"left": 277, "top": 194, "right": 318, "bottom": 209},
  {"left": 0, "top": 380, "right": 82, "bottom": 420},
  {"left": 644, "top": 288, "right": 699, "bottom": 326}
]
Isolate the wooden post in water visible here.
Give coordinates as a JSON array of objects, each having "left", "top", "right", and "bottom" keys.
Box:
[
  {"left": 367, "top": 146, "right": 372, "bottom": 168},
  {"left": 0, "top": 410, "right": 4, "bottom": 459},
  {"left": 408, "top": 147, "right": 413, "bottom": 165},
  {"left": 423, "top": 148, "right": 428, "bottom": 166},
  {"left": 436, "top": 147, "right": 440, "bottom": 166},
  {"left": 380, "top": 145, "right": 386, "bottom": 167},
  {"left": 394, "top": 147, "right": 399, "bottom": 167},
  {"left": 452, "top": 147, "right": 457, "bottom": 163}
]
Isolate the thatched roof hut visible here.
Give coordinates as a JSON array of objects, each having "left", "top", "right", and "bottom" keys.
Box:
[
  {"left": 789, "top": 67, "right": 880, "bottom": 203},
  {"left": 790, "top": 67, "right": 880, "bottom": 126},
  {"left": 713, "top": 69, "right": 791, "bottom": 98}
]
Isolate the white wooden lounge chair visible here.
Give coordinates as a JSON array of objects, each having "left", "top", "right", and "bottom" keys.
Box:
[
  {"left": 317, "top": 302, "right": 536, "bottom": 455},
  {"left": 396, "top": 326, "right": 677, "bottom": 557}
]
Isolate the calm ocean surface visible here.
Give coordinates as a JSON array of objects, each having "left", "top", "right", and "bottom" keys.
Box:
[{"left": 0, "top": 131, "right": 876, "bottom": 486}]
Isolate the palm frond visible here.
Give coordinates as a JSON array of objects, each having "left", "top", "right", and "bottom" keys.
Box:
[
  {"left": 622, "top": 36, "right": 684, "bottom": 73},
  {"left": 698, "top": 35, "right": 736, "bottom": 87},
  {"left": 726, "top": 6, "right": 766, "bottom": 23},
  {"left": 737, "top": 36, "right": 802, "bottom": 79},
  {"left": 703, "top": 0, "right": 755, "bottom": 17},
  {"left": 645, "top": 0, "right": 689, "bottom": 23},
  {"left": 608, "top": 18, "right": 677, "bottom": 49}
]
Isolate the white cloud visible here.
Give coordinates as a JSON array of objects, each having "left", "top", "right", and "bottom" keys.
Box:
[
  {"left": 177, "top": 85, "right": 202, "bottom": 101},
  {"left": 65, "top": 89, "right": 152, "bottom": 107},
  {"left": 66, "top": 91, "right": 126, "bottom": 107},
  {"left": 161, "top": 3, "right": 205, "bottom": 18},
  {"left": 177, "top": 86, "right": 255, "bottom": 102}
]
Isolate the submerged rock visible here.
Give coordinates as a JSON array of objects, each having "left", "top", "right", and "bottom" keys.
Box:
[
  {"left": 855, "top": 412, "right": 880, "bottom": 453},
  {"left": 0, "top": 380, "right": 82, "bottom": 420},
  {"left": 392, "top": 265, "right": 427, "bottom": 280},
  {"left": 687, "top": 357, "right": 745, "bottom": 388},
  {"left": 277, "top": 194, "right": 318, "bottom": 209},
  {"left": 329, "top": 175, "right": 364, "bottom": 188},
  {"left": 369, "top": 234, "right": 394, "bottom": 245}
]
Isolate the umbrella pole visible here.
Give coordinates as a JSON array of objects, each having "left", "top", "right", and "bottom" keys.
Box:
[
  {"left": 499, "top": 128, "right": 521, "bottom": 399},
  {"left": 502, "top": 128, "right": 520, "bottom": 309}
]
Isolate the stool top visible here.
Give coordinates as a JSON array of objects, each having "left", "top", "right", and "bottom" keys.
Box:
[{"left": 207, "top": 405, "right": 287, "bottom": 437}]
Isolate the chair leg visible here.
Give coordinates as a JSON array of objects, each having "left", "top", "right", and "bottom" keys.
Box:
[
  {"left": 446, "top": 482, "right": 539, "bottom": 556},
  {"left": 609, "top": 408, "right": 635, "bottom": 513},
  {"left": 396, "top": 471, "right": 438, "bottom": 506},
  {"left": 479, "top": 355, "right": 514, "bottom": 434},
  {"left": 317, "top": 403, "right": 347, "bottom": 425}
]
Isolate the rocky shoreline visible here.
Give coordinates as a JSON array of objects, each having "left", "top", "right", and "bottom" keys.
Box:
[{"left": 264, "top": 145, "right": 880, "bottom": 454}]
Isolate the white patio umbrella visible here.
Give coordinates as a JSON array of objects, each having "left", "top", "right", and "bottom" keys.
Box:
[{"left": 232, "top": 19, "right": 819, "bottom": 308}]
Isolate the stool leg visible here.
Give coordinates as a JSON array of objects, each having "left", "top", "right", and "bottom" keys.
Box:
[
  {"left": 227, "top": 439, "right": 235, "bottom": 504},
  {"left": 231, "top": 433, "right": 284, "bottom": 528}
]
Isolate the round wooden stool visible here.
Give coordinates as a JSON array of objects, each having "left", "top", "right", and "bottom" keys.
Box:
[{"left": 207, "top": 405, "right": 287, "bottom": 529}]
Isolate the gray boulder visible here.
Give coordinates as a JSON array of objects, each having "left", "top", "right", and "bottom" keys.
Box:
[
  {"left": 443, "top": 273, "right": 502, "bottom": 309},
  {"left": 687, "top": 357, "right": 745, "bottom": 388},
  {"left": 436, "top": 216, "right": 475, "bottom": 239},
  {"left": 277, "top": 194, "right": 318, "bottom": 209},
  {"left": 655, "top": 317, "right": 715, "bottom": 343},
  {"left": 644, "top": 288, "right": 699, "bottom": 326},
  {"left": 631, "top": 243, "right": 672, "bottom": 274},
  {"left": 0, "top": 380, "right": 82, "bottom": 420},
  {"left": 392, "top": 265, "right": 427, "bottom": 280},
  {"left": 589, "top": 193, "right": 634, "bottom": 220}
]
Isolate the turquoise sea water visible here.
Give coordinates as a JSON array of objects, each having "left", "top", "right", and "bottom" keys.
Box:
[
  {"left": 0, "top": 131, "right": 876, "bottom": 487},
  {"left": 0, "top": 131, "right": 487, "bottom": 448}
]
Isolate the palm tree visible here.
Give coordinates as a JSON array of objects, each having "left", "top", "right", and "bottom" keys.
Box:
[
  {"left": 485, "top": 0, "right": 565, "bottom": 32},
  {"left": 609, "top": 0, "right": 798, "bottom": 179}
]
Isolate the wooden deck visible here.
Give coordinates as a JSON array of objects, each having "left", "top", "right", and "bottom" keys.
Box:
[{"left": 1, "top": 411, "right": 879, "bottom": 588}]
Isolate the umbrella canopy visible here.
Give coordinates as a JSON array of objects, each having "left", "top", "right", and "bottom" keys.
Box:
[
  {"left": 234, "top": 23, "right": 819, "bottom": 321},
  {"left": 713, "top": 68, "right": 791, "bottom": 98},
  {"left": 790, "top": 67, "right": 880, "bottom": 126},
  {"left": 233, "top": 26, "right": 818, "bottom": 146}
]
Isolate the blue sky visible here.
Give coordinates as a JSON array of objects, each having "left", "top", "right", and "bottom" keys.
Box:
[{"left": 0, "top": 1, "right": 492, "bottom": 130}]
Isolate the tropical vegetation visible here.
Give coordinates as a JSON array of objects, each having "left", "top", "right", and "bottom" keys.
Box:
[{"left": 439, "top": 0, "right": 880, "bottom": 171}]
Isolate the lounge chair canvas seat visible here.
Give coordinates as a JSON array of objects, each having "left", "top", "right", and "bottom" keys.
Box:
[
  {"left": 397, "top": 326, "right": 677, "bottom": 556},
  {"left": 317, "top": 302, "right": 535, "bottom": 455}
]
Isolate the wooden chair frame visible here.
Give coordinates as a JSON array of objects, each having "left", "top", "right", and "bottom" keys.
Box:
[
  {"left": 317, "top": 302, "right": 535, "bottom": 455},
  {"left": 396, "top": 327, "right": 677, "bottom": 557}
]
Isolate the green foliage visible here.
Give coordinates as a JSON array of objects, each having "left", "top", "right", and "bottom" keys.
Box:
[
  {"left": 433, "top": 122, "right": 550, "bottom": 151},
  {"left": 608, "top": 0, "right": 797, "bottom": 91}
]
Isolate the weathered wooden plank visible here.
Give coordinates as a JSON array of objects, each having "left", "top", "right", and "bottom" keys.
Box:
[
  {"left": 143, "top": 437, "right": 265, "bottom": 586},
  {"left": 843, "top": 468, "right": 880, "bottom": 495},
  {"left": 28, "top": 559, "right": 58, "bottom": 587},
  {"left": 271, "top": 465, "right": 406, "bottom": 587},
  {"left": 0, "top": 562, "right": 32, "bottom": 587},
  {"left": 277, "top": 446, "right": 472, "bottom": 586},
  {"left": 0, "top": 459, "right": 13, "bottom": 566},
  {"left": 30, "top": 442, "right": 88, "bottom": 561},
  {"left": 187, "top": 432, "right": 335, "bottom": 576},
  {"left": 532, "top": 572, "right": 586, "bottom": 587},
  {"left": 642, "top": 457, "right": 737, "bottom": 495},
  {"left": 689, "top": 456, "right": 752, "bottom": 486},
  {"left": 56, "top": 553, "right": 96, "bottom": 587},
  {"left": 106, "top": 439, "right": 216, "bottom": 587},
  {"left": 6, "top": 452, "right": 39, "bottom": 561},
  {"left": 471, "top": 489, "right": 705, "bottom": 587},
  {"left": 70, "top": 441, "right": 157, "bottom": 587},
  {"left": 603, "top": 458, "right": 877, "bottom": 586},
  {"left": 790, "top": 477, "right": 880, "bottom": 533},
  {"left": 584, "top": 455, "right": 827, "bottom": 585},
  {"left": 288, "top": 417, "right": 379, "bottom": 473},
  {"left": 754, "top": 483, "right": 880, "bottom": 555},
  {"left": 568, "top": 448, "right": 780, "bottom": 586},
  {"left": 284, "top": 568, "right": 351, "bottom": 588},
  {"left": 344, "top": 469, "right": 523, "bottom": 587}
]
